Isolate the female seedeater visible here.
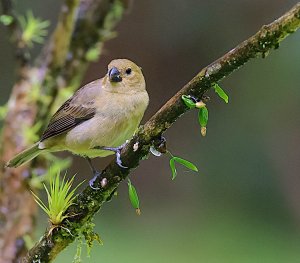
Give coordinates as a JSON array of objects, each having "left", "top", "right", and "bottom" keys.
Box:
[{"left": 6, "top": 59, "right": 149, "bottom": 187}]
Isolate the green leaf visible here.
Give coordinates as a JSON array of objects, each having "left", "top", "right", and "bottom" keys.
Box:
[
  {"left": 213, "top": 83, "right": 229, "bottom": 103},
  {"left": 169, "top": 158, "right": 177, "bottom": 180},
  {"left": 173, "top": 157, "right": 198, "bottom": 172},
  {"left": 198, "top": 106, "right": 209, "bottom": 127},
  {"left": 128, "top": 180, "right": 140, "bottom": 214},
  {"left": 0, "top": 15, "right": 13, "bottom": 26},
  {"left": 181, "top": 95, "right": 196, "bottom": 108}
]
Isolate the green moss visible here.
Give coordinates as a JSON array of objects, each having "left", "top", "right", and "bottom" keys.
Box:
[
  {"left": 81, "top": 221, "right": 103, "bottom": 256},
  {"left": 73, "top": 239, "right": 83, "bottom": 263}
]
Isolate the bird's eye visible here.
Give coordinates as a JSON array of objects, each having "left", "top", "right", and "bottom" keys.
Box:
[{"left": 125, "top": 68, "right": 132, "bottom": 75}]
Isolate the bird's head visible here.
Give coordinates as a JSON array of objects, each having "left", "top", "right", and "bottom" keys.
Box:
[{"left": 103, "top": 59, "right": 146, "bottom": 94}]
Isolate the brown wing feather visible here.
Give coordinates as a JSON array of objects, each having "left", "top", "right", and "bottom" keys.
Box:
[{"left": 40, "top": 80, "right": 101, "bottom": 141}]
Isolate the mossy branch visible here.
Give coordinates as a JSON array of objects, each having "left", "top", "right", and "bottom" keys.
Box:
[{"left": 22, "top": 2, "right": 300, "bottom": 262}]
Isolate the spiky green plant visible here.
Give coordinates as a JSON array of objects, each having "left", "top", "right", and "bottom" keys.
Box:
[
  {"left": 31, "top": 172, "right": 82, "bottom": 225},
  {"left": 19, "top": 10, "right": 50, "bottom": 47}
]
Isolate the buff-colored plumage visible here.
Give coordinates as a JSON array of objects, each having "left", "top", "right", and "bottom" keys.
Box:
[{"left": 6, "top": 59, "right": 149, "bottom": 168}]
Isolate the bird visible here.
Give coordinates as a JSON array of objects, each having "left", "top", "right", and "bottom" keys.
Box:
[{"left": 6, "top": 58, "right": 149, "bottom": 187}]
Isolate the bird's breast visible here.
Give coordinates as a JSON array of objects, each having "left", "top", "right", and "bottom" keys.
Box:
[{"left": 63, "top": 91, "right": 148, "bottom": 157}]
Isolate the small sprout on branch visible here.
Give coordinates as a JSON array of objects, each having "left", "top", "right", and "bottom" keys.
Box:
[
  {"left": 19, "top": 10, "right": 50, "bottom": 47},
  {"left": 182, "top": 85, "right": 226, "bottom": 137},
  {"left": 0, "top": 15, "right": 14, "bottom": 26},
  {"left": 182, "top": 94, "right": 210, "bottom": 136},
  {"left": 182, "top": 95, "right": 196, "bottom": 108},
  {"left": 182, "top": 95, "right": 207, "bottom": 109},
  {"left": 31, "top": 171, "right": 83, "bottom": 225},
  {"left": 169, "top": 153, "right": 199, "bottom": 180},
  {"left": 213, "top": 83, "right": 229, "bottom": 103},
  {"left": 128, "top": 179, "right": 141, "bottom": 215}
]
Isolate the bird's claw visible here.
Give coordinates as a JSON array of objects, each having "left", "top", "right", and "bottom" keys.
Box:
[
  {"left": 116, "top": 151, "right": 128, "bottom": 168},
  {"left": 96, "top": 141, "right": 129, "bottom": 169},
  {"left": 89, "top": 171, "right": 102, "bottom": 190}
]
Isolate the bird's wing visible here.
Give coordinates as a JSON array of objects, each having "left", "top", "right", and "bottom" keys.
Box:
[{"left": 40, "top": 80, "right": 101, "bottom": 141}]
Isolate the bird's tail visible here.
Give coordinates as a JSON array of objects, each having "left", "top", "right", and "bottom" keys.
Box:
[{"left": 6, "top": 142, "right": 43, "bottom": 168}]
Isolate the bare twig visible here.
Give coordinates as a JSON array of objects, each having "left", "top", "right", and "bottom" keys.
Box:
[
  {"left": 0, "top": 0, "right": 128, "bottom": 262},
  {"left": 22, "top": 2, "right": 300, "bottom": 262}
]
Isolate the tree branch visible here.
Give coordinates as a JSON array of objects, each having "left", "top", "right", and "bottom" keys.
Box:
[{"left": 22, "top": 2, "right": 300, "bottom": 262}]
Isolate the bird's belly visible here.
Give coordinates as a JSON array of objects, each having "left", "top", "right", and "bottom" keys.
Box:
[{"left": 63, "top": 114, "right": 140, "bottom": 158}]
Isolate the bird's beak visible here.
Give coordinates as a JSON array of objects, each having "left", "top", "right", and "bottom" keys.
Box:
[{"left": 108, "top": 67, "right": 122, "bottom": 82}]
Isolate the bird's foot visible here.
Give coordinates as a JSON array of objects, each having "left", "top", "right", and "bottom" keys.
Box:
[
  {"left": 95, "top": 141, "right": 128, "bottom": 169},
  {"left": 89, "top": 170, "right": 102, "bottom": 190},
  {"left": 85, "top": 157, "right": 103, "bottom": 189}
]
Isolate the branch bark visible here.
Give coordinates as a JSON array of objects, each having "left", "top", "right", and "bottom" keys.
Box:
[
  {"left": 22, "top": 2, "right": 300, "bottom": 262},
  {"left": 0, "top": 0, "right": 129, "bottom": 262}
]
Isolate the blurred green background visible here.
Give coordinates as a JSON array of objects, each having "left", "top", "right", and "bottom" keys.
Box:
[{"left": 1, "top": 0, "right": 300, "bottom": 262}]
